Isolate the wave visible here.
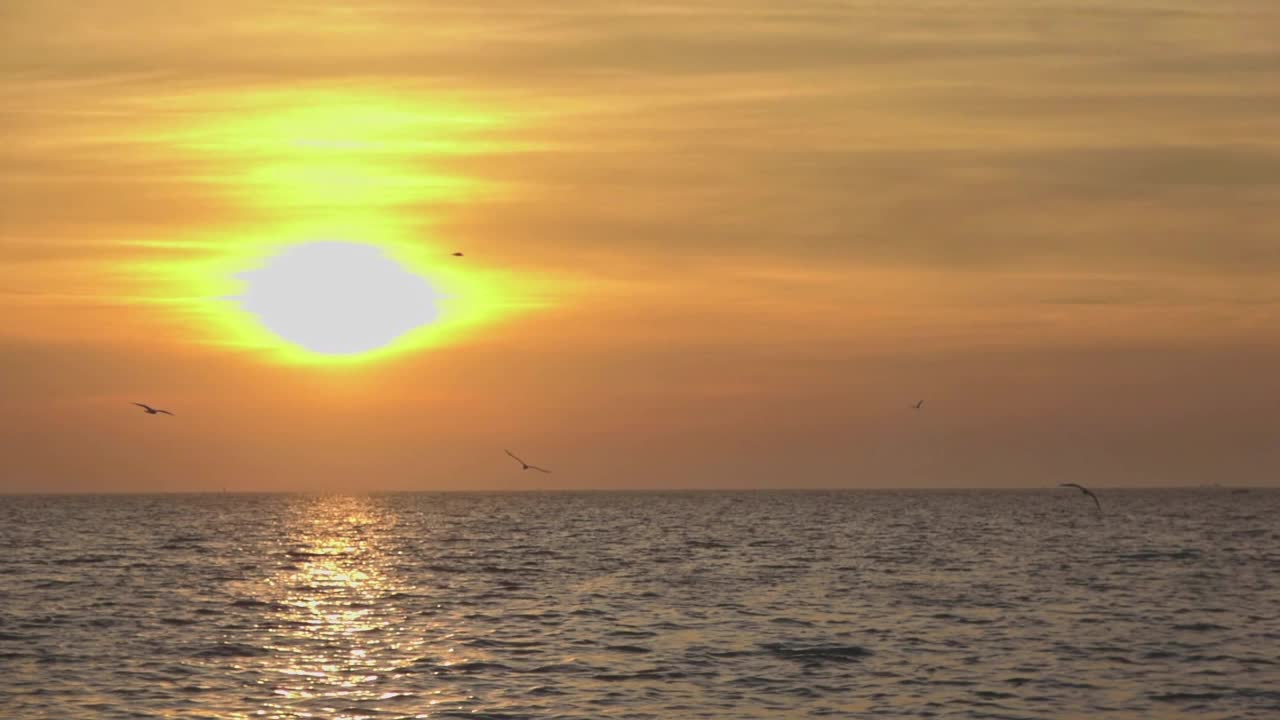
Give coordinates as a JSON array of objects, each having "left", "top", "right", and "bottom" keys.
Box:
[{"left": 761, "top": 643, "right": 873, "bottom": 663}]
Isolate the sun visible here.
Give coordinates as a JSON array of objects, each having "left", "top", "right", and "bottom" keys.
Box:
[
  {"left": 117, "top": 92, "right": 553, "bottom": 364},
  {"left": 235, "top": 241, "right": 440, "bottom": 357},
  {"left": 126, "top": 219, "right": 546, "bottom": 366}
]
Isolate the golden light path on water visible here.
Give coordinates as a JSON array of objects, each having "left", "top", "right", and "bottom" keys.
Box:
[
  {"left": 253, "top": 498, "right": 405, "bottom": 718},
  {"left": 122, "top": 90, "right": 549, "bottom": 365},
  {"left": 233, "top": 497, "right": 455, "bottom": 720}
]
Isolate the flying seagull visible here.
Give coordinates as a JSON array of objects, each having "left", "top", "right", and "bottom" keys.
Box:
[
  {"left": 451, "top": 251, "right": 464, "bottom": 257},
  {"left": 505, "top": 449, "right": 550, "bottom": 473},
  {"left": 133, "top": 403, "right": 174, "bottom": 416},
  {"left": 912, "top": 400, "right": 925, "bottom": 410},
  {"left": 1059, "top": 482, "right": 1101, "bottom": 513}
]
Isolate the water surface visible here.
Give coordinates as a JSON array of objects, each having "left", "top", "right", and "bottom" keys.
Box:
[{"left": 1, "top": 490, "right": 1277, "bottom": 718}]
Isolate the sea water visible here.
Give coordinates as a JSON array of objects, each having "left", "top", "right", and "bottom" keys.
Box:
[{"left": 1, "top": 490, "right": 1277, "bottom": 719}]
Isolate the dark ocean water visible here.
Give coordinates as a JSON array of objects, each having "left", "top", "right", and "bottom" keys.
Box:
[{"left": 1, "top": 490, "right": 1277, "bottom": 719}]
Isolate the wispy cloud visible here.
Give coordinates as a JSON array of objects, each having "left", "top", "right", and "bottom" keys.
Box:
[{"left": 3, "top": 0, "right": 1280, "bottom": 489}]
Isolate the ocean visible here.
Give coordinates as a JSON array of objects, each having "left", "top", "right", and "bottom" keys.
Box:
[{"left": 1, "top": 490, "right": 1277, "bottom": 719}]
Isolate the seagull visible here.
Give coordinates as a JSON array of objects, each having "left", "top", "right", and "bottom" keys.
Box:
[
  {"left": 1059, "top": 482, "right": 1101, "bottom": 513},
  {"left": 505, "top": 449, "right": 550, "bottom": 473},
  {"left": 133, "top": 403, "right": 174, "bottom": 416},
  {"left": 912, "top": 400, "right": 924, "bottom": 409},
  {"left": 451, "top": 251, "right": 464, "bottom": 257}
]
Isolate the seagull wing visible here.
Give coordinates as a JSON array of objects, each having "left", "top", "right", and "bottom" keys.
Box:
[
  {"left": 1059, "top": 483, "right": 1102, "bottom": 512},
  {"left": 157, "top": 410, "right": 174, "bottom": 416},
  {"left": 528, "top": 465, "right": 551, "bottom": 474},
  {"left": 1087, "top": 492, "right": 1102, "bottom": 513},
  {"left": 133, "top": 403, "right": 154, "bottom": 412},
  {"left": 504, "top": 449, "right": 526, "bottom": 465}
]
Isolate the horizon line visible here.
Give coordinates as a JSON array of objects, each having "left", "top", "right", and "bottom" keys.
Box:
[{"left": 0, "top": 484, "right": 1269, "bottom": 497}]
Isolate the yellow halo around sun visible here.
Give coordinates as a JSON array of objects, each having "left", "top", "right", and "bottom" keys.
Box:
[
  {"left": 117, "top": 90, "right": 550, "bottom": 366},
  {"left": 133, "top": 221, "right": 539, "bottom": 366}
]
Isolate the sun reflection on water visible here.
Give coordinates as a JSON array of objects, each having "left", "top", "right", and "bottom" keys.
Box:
[
  {"left": 209, "top": 495, "right": 555, "bottom": 718},
  {"left": 243, "top": 496, "right": 425, "bottom": 719}
]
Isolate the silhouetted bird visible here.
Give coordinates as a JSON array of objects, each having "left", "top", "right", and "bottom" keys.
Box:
[
  {"left": 505, "top": 449, "right": 550, "bottom": 473},
  {"left": 133, "top": 403, "right": 174, "bottom": 416},
  {"left": 1059, "top": 482, "right": 1101, "bottom": 513},
  {"left": 912, "top": 400, "right": 925, "bottom": 409},
  {"left": 451, "top": 252, "right": 464, "bottom": 257}
]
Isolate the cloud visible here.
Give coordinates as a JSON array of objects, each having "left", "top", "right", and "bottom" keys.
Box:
[{"left": 3, "top": 1, "right": 1279, "bottom": 378}]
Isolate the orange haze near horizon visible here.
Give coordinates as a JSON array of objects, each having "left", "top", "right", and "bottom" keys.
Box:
[{"left": 3, "top": 1, "right": 1279, "bottom": 492}]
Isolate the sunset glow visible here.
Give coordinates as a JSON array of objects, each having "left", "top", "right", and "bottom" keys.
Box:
[
  {"left": 2, "top": 1, "right": 1278, "bottom": 491},
  {"left": 4, "top": 4, "right": 1278, "bottom": 719},
  {"left": 111, "top": 91, "right": 540, "bottom": 365}
]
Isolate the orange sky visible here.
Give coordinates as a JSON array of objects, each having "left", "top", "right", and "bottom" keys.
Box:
[{"left": 3, "top": 1, "right": 1279, "bottom": 492}]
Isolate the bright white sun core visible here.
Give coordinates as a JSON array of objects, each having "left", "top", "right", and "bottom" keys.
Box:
[{"left": 234, "top": 241, "right": 440, "bottom": 356}]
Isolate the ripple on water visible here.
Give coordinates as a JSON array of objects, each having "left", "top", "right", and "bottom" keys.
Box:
[{"left": 1, "top": 490, "right": 1279, "bottom": 718}]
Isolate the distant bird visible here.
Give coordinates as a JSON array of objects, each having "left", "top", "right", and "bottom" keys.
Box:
[
  {"left": 912, "top": 400, "right": 925, "bottom": 410},
  {"left": 1059, "top": 482, "right": 1101, "bottom": 513},
  {"left": 505, "top": 449, "right": 550, "bottom": 473},
  {"left": 133, "top": 403, "right": 174, "bottom": 416},
  {"left": 451, "top": 251, "right": 464, "bottom": 257}
]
